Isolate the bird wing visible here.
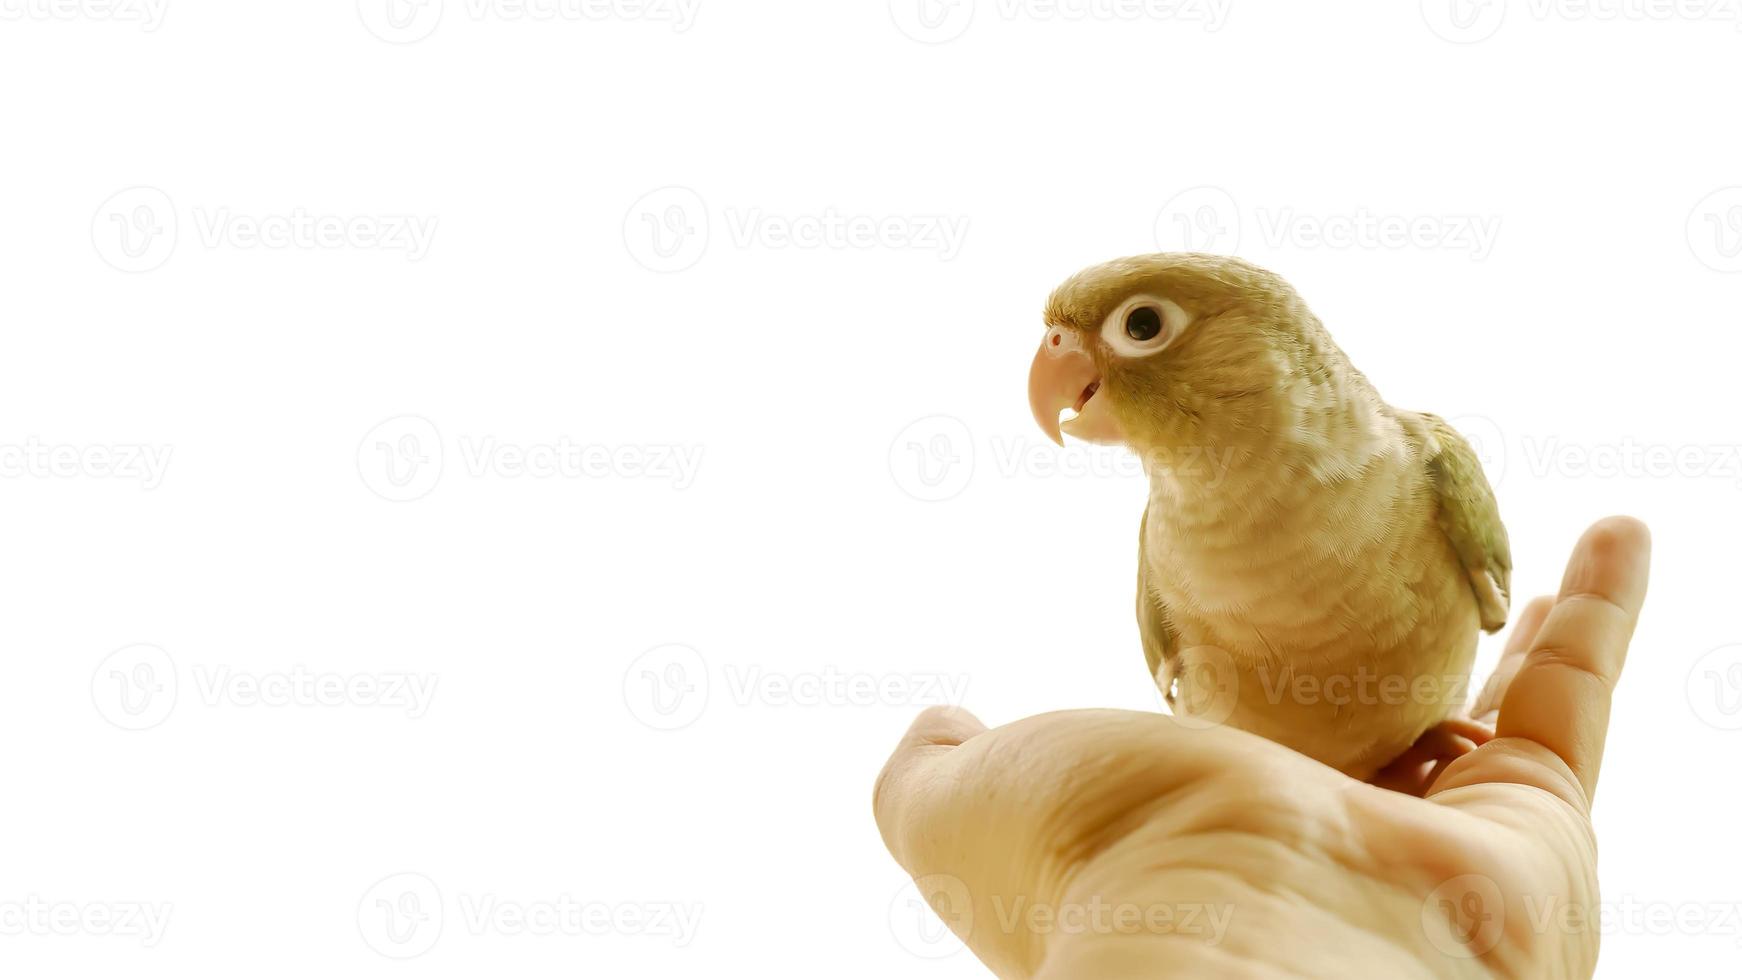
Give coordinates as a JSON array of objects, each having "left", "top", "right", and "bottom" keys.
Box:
[
  {"left": 1137, "top": 505, "right": 1184, "bottom": 703},
  {"left": 1399, "top": 411, "right": 1512, "bottom": 632}
]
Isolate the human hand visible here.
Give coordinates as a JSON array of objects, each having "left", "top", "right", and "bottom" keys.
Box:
[{"left": 873, "top": 517, "right": 1650, "bottom": 978}]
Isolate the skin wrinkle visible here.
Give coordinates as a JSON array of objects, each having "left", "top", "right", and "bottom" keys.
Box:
[
  {"left": 876, "top": 520, "right": 1644, "bottom": 980},
  {"left": 1055, "top": 828, "right": 1442, "bottom": 979}
]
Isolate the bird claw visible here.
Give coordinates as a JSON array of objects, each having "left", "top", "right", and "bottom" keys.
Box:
[{"left": 1370, "top": 717, "right": 1495, "bottom": 797}]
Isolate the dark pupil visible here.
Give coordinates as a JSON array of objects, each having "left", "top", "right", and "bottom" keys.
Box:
[{"left": 1125, "top": 306, "right": 1162, "bottom": 341}]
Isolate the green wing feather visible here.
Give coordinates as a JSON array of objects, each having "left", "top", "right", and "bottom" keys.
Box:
[
  {"left": 1400, "top": 411, "right": 1513, "bottom": 632},
  {"left": 1136, "top": 505, "right": 1182, "bottom": 702}
]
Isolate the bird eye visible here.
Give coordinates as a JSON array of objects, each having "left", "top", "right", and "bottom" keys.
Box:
[
  {"left": 1099, "top": 295, "right": 1190, "bottom": 358},
  {"left": 1125, "top": 306, "right": 1162, "bottom": 342}
]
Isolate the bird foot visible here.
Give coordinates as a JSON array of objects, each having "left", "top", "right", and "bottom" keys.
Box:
[{"left": 1370, "top": 717, "right": 1495, "bottom": 797}]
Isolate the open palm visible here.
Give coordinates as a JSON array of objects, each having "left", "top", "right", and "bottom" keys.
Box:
[{"left": 874, "top": 517, "right": 1649, "bottom": 979}]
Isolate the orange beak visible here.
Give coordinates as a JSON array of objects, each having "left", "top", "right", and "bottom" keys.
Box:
[{"left": 1027, "top": 327, "right": 1122, "bottom": 445}]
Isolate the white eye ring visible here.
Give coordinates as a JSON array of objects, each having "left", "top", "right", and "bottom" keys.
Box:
[{"left": 1100, "top": 295, "right": 1191, "bottom": 358}]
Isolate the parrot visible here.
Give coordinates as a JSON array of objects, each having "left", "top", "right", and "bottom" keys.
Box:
[{"left": 1026, "top": 252, "right": 1510, "bottom": 779}]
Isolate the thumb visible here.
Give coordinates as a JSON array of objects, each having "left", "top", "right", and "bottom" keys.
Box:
[{"left": 1432, "top": 516, "right": 1650, "bottom": 810}]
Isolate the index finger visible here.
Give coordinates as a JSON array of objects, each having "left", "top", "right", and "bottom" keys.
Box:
[{"left": 1493, "top": 516, "right": 1650, "bottom": 803}]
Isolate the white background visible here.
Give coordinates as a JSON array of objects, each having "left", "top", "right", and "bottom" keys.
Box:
[{"left": 2, "top": 0, "right": 1740, "bottom": 976}]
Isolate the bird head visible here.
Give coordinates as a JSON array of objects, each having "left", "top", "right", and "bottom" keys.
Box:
[{"left": 1027, "top": 252, "right": 1318, "bottom": 458}]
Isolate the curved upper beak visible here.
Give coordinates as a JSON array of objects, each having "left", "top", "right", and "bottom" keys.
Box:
[{"left": 1028, "top": 326, "right": 1119, "bottom": 446}]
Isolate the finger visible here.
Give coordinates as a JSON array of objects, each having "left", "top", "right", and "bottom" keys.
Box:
[
  {"left": 1493, "top": 516, "right": 1650, "bottom": 802},
  {"left": 872, "top": 706, "right": 987, "bottom": 866},
  {"left": 1470, "top": 595, "right": 1555, "bottom": 722},
  {"left": 1371, "top": 725, "right": 1479, "bottom": 797},
  {"left": 1433, "top": 716, "right": 1496, "bottom": 747}
]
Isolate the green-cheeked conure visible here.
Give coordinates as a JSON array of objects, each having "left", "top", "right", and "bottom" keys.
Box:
[{"left": 1027, "top": 253, "right": 1510, "bottom": 779}]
